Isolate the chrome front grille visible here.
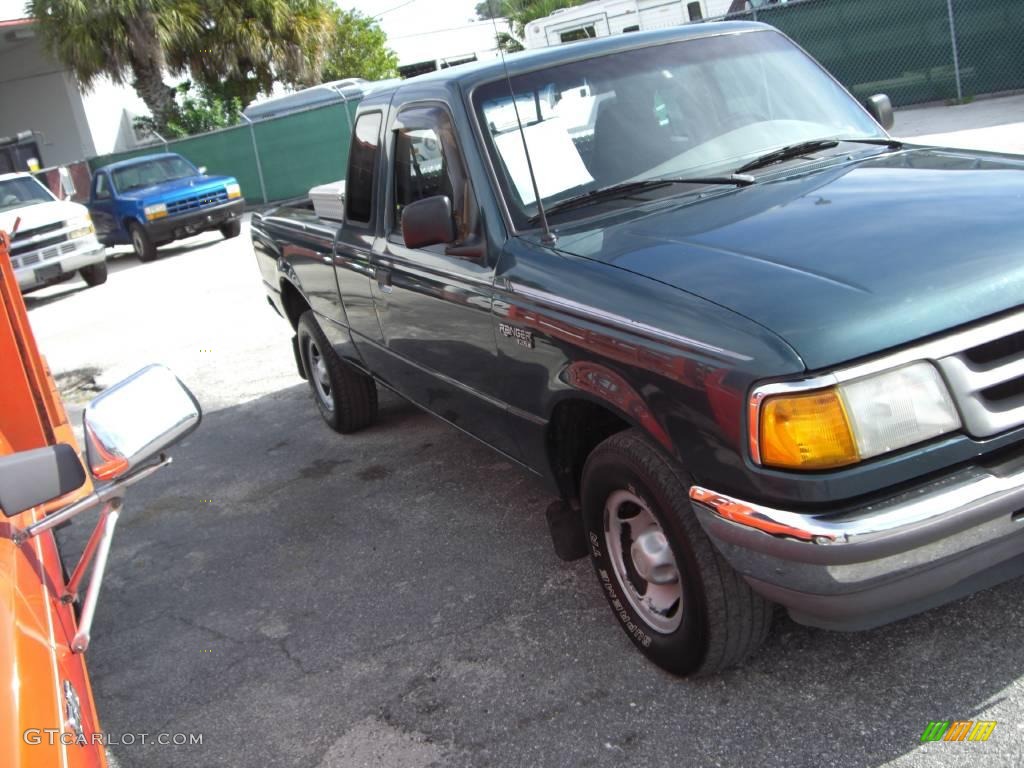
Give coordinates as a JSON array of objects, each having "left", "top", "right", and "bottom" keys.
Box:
[
  {"left": 167, "top": 188, "right": 228, "bottom": 216},
  {"left": 11, "top": 241, "right": 76, "bottom": 271},
  {"left": 937, "top": 315, "right": 1024, "bottom": 438}
]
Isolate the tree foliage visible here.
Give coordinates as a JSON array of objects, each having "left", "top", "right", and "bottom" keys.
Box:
[
  {"left": 169, "top": 0, "right": 335, "bottom": 108},
  {"left": 475, "top": 1, "right": 500, "bottom": 19},
  {"left": 321, "top": 9, "right": 399, "bottom": 83},
  {"left": 29, "top": 0, "right": 337, "bottom": 132},
  {"left": 477, "top": 0, "right": 585, "bottom": 44},
  {"left": 134, "top": 81, "right": 243, "bottom": 138}
]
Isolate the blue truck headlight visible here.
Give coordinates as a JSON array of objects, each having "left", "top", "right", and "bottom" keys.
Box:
[
  {"left": 226, "top": 182, "right": 241, "bottom": 199},
  {"left": 144, "top": 203, "right": 167, "bottom": 221}
]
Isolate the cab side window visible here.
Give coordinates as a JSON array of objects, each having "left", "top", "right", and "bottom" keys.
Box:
[
  {"left": 346, "top": 111, "right": 382, "bottom": 224},
  {"left": 393, "top": 127, "right": 454, "bottom": 222},
  {"left": 94, "top": 173, "right": 111, "bottom": 200},
  {"left": 391, "top": 108, "right": 478, "bottom": 249}
]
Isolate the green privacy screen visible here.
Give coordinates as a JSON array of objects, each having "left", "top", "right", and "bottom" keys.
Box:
[
  {"left": 88, "top": 0, "right": 1023, "bottom": 202},
  {"left": 734, "top": 0, "right": 1024, "bottom": 106},
  {"left": 88, "top": 99, "right": 359, "bottom": 204}
]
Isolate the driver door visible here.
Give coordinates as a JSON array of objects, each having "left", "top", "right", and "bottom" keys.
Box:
[
  {"left": 367, "top": 104, "right": 517, "bottom": 457},
  {"left": 89, "top": 172, "right": 117, "bottom": 244}
]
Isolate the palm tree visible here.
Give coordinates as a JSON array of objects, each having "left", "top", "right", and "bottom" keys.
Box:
[
  {"left": 29, "top": 0, "right": 201, "bottom": 130},
  {"left": 169, "top": 0, "right": 334, "bottom": 108},
  {"left": 29, "top": 1, "right": 335, "bottom": 131}
]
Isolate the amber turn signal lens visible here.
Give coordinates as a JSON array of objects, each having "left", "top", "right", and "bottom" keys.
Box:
[{"left": 759, "top": 388, "right": 859, "bottom": 469}]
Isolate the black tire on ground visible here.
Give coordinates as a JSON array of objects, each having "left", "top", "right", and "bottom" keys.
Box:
[
  {"left": 220, "top": 219, "right": 242, "bottom": 239},
  {"left": 581, "top": 429, "right": 772, "bottom": 676},
  {"left": 79, "top": 261, "right": 108, "bottom": 287},
  {"left": 129, "top": 222, "right": 158, "bottom": 262},
  {"left": 296, "top": 310, "right": 377, "bottom": 433}
]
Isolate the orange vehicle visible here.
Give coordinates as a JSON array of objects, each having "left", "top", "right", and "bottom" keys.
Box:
[{"left": 0, "top": 226, "right": 200, "bottom": 767}]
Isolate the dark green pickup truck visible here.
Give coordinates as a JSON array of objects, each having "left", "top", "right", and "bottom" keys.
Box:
[{"left": 252, "top": 21, "right": 1024, "bottom": 675}]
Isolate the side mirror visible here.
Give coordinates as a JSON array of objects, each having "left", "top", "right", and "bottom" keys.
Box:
[
  {"left": 865, "top": 94, "right": 894, "bottom": 131},
  {"left": 401, "top": 195, "right": 455, "bottom": 249},
  {"left": 197, "top": 166, "right": 208, "bottom": 175},
  {"left": 83, "top": 364, "right": 201, "bottom": 481},
  {"left": 0, "top": 444, "right": 86, "bottom": 518}
]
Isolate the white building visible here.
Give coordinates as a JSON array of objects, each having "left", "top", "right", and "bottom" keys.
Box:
[
  {"left": 0, "top": 12, "right": 147, "bottom": 168},
  {"left": 523, "top": 0, "right": 745, "bottom": 49}
]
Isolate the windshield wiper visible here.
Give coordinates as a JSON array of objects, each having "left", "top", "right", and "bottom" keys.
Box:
[
  {"left": 735, "top": 139, "right": 840, "bottom": 174},
  {"left": 838, "top": 137, "right": 904, "bottom": 148},
  {"left": 533, "top": 175, "right": 755, "bottom": 222}
]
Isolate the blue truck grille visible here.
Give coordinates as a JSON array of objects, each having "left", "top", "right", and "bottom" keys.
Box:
[{"left": 167, "top": 188, "right": 228, "bottom": 216}]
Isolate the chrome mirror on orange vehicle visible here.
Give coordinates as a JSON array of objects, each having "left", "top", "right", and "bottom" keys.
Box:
[
  {"left": 83, "top": 364, "right": 201, "bottom": 481},
  {"left": 10, "top": 364, "right": 201, "bottom": 654}
]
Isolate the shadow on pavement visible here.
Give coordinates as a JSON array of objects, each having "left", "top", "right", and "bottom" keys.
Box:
[{"left": 59, "top": 381, "right": 1024, "bottom": 768}]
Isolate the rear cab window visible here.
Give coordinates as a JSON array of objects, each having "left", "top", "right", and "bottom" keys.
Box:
[{"left": 345, "top": 112, "right": 383, "bottom": 225}]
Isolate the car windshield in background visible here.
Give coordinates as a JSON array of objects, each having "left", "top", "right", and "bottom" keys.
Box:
[
  {"left": 0, "top": 176, "right": 53, "bottom": 212},
  {"left": 113, "top": 156, "right": 198, "bottom": 192},
  {"left": 474, "top": 29, "right": 884, "bottom": 227}
]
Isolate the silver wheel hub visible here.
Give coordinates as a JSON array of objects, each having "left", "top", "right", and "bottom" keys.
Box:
[
  {"left": 307, "top": 341, "right": 333, "bottom": 410},
  {"left": 604, "top": 489, "right": 683, "bottom": 634}
]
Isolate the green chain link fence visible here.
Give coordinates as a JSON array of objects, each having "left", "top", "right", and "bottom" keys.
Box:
[
  {"left": 88, "top": 99, "right": 358, "bottom": 205},
  {"left": 724, "top": 0, "right": 1024, "bottom": 107},
  {"left": 88, "top": 0, "right": 1023, "bottom": 204}
]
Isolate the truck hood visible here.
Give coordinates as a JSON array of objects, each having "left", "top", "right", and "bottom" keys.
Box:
[
  {"left": 0, "top": 199, "right": 87, "bottom": 235},
  {"left": 118, "top": 175, "right": 235, "bottom": 204},
  {"left": 551, "top": 147, "right": 1024, "bottom": 370}
]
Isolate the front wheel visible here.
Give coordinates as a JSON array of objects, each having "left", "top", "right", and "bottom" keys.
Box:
[
  {"left": 129, "top": 222, "right": 158, "bottom": 262},
  {"left": 581, "top": 429, "right": 772, "bottom": 676},
  {"left": 220, "top": 220, "right": 241, "bottom": 239},
  {"left": 296, "top": 311, "right": 377, "bottom": 433},
  {"left": 79, "top": 261, "right": 108, "bottom": 287}
]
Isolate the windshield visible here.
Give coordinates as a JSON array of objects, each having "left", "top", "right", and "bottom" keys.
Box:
[
  {"left": 0, "top": 176, "right": 54, "bottom": 212},
  {"left": 112, "top": 156, "right": 198, "bottom": 192},
  {"left": 473, "top": 29, "right": 883, "bottom": 227}
]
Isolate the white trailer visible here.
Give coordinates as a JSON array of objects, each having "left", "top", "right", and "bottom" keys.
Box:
[{"left": 523, "top": 0, "right": 740, "bottom": 50}]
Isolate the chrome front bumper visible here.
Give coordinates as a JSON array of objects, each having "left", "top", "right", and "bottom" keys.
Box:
[
  {"left": 15, "top": 237, "right": 106, "bottom": 289},
  {"left": 689, "top": 452, "right": 1024, "bottom": 630}
]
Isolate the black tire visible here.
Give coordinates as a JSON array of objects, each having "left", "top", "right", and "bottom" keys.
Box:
[
  {"left": 296, "top": 310, "right": 377, "bottom": 433},
  {"left": 581, "top": 429, "right": 772, "bottom": 676},
  {"left": 220, "top": 219, "right": 242, "bottom": 239},
  {"left": 129, "top": 222, "right": 158, "bottom": 262},
  {"left": 79, "top": 261, "right": 108, "bottom": 287}
]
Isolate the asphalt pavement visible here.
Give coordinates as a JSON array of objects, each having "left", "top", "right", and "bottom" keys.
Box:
[{"left": 25, "top": 221, "right": 1024, "bottom": 768}]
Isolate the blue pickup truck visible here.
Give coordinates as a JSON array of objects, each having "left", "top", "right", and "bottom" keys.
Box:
[{"left": 88, "top": 153, "right": 244, "bottom": 262}]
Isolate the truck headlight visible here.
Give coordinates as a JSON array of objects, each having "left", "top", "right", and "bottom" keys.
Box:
[
  {"left": 144, "top": 203, "right": 167, "bottom": 221},
  {"left": 67, "top": 215, "right": 95, "bottom": 239},
  {"left": 226, "top": 183, "right": 241, "bottom": 199},
  {"left": 754, "top": 362, "right": 961, "bottom": 470}
]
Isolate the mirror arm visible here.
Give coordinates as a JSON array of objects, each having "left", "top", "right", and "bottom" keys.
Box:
[
  {"left": 10, "top": 453, "right": 172, "bottom": 544},
  {"left": 67, "top": 499, "right": 121, "bottom": 653},
  {"left": 445, "top": 235, "right": 485, "bottom": 261}
]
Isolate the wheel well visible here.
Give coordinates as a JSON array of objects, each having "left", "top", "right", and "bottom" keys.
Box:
[
  {"left": 280, "top": 279, "right": 311, "bottom": 330},
  {"left": 547, "top": 399, "right": 630, "bottom": 503}
]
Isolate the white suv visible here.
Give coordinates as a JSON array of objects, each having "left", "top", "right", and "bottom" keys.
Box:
[{"left": 0, "top": 172, "right": 107, "bottom": 291}]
